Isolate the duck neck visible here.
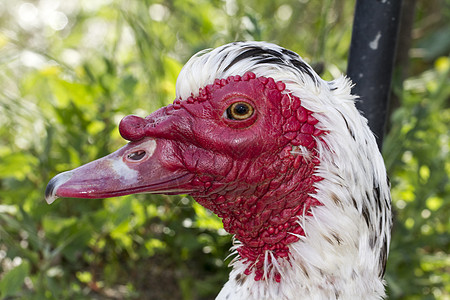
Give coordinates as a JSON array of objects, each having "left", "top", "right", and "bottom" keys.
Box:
[{"left": 193, "top": 156, "right": 322, "bottom": 282}]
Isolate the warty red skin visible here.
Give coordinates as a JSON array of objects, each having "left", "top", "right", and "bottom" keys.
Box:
[
  {"left": 46, "top": 72, "right": 324, "bottom": 282},
  {"left": 119, "top": 73, "right": 324, "bottom": 280}
]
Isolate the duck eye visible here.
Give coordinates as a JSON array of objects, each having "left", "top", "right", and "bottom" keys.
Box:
[{"left": 226, "top": 102, "right": 254, "bottom": 120}]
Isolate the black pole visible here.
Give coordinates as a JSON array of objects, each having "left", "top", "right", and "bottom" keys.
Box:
[{"left": 347, "top": 0, "right": 403, "bottom": 149}]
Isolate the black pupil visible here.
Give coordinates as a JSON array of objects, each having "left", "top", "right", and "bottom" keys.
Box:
[
  {"left": 128, "top": 150, "right": 146, "bottom": 160},
  {"left": 234, "top": 104, "right": 248, "bottom": 115}
]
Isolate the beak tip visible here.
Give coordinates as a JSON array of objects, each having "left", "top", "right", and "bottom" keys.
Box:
[
  {"left": 45, "top": 194, "right": 57, "bottom": 205},
  {"left": 45, "top": 180, "right": 57, "bottom": 204},
  {"left": 45, "top": 170, "right": 74, "bottom": 205}
]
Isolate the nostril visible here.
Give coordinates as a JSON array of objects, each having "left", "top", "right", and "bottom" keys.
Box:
[{"left": 127, "top": 150, "right": 146, "bottom": 161}]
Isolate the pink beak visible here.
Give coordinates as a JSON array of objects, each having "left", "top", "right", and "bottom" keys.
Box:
[{"left": 45, "top": 137, "right": 195, "bottom": 204}]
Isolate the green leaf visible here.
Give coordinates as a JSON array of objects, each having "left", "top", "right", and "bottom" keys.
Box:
[
  {"left": 0, "top": 261, "right": 30, "bottom": 298},
  {"left": 0, "top": 151, "right": 38, "bottom": 180}
]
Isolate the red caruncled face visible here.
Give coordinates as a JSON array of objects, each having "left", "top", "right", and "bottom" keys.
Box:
[
  {"left": 119, "top": 72, "right": 324, "bottom": 282},
  {"left": 46, "top": 71, "right": 325, "bottom": 283}
]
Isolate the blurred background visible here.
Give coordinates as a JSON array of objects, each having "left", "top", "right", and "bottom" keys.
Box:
[{"left": 0, "top": 0, "right": 448, "bottom": 299}]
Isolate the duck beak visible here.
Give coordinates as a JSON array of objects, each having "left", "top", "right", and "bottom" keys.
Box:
[{"left": 45, "top": 138, "right": 194, "bottom": 204}]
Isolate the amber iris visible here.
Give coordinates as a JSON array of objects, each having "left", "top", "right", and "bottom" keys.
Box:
[{"left": 226, "top": 102, "right": 254, "bottom": 120}]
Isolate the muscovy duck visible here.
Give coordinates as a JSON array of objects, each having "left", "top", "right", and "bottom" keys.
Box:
[{"left": 46, "top": 41, "right": 392, "bottom": 300}]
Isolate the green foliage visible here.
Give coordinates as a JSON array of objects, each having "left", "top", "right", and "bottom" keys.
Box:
[
  {"left": 384, "top": 56, "right": 450, "bottom": 299},
  {"left": 0, "top": 259, "right": 30, "bottom": 298},
  {"left": 0, "top": 0, "right": 448, "bottom": 299}
]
